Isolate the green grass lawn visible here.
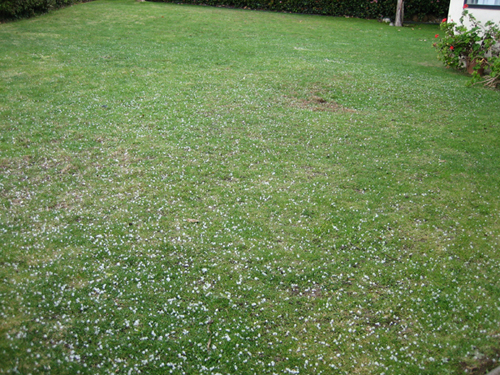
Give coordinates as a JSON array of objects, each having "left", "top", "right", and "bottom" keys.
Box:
[{"left": 1, "top": 1, "right": 500, "bottom": 373}]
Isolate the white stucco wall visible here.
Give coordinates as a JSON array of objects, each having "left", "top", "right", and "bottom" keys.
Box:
[{"left": 448, "top": 0, "right": 500, "bottom": 26}]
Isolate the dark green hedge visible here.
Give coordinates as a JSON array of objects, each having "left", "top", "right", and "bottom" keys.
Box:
[
  {"left": 0, "top": 0, "right": 92, "bottom": 20},
  {"left": 149, "top": 0, "right": 449, "bottom": 20}
]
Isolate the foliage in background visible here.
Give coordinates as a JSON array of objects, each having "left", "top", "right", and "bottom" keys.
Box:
[
  {"left": 0, "top": 0, "right": 93, "bottom": 20},
  {"left": 149, "top": 0, "right": 450, "bottom": 20},
  {"left": 434, "top": 9, "right": 500, "bottom": 88}
]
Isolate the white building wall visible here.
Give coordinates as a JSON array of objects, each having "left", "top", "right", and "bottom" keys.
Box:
[{"left": 448, "top": 0, "right": 500, "bottom": 26}]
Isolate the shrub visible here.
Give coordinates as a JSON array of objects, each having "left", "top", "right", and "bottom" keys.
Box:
[
  {"left": 148, "top": 0, "right": 450, "bottom": 21},
  {"left": 434, "top": 9, "right": 500, "bottom": 88},
  {"left": 0, "top": 0, "right": 91, "bottom": 20}
]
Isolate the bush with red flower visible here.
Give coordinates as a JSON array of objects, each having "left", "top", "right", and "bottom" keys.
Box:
[
  {"left": 434, "top": 9, "right": 500, "bottom": 87},
  {"left": 434, "top": 10, "right": 499, "bottom": 68}
]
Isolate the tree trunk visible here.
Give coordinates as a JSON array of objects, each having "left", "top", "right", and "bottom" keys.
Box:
[{"left": 395, "top": 0, "right": 404, "bottom": 27}]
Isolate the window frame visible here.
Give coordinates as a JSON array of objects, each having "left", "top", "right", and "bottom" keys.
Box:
[{"left": 464, "top": 0, "right": 500, "bottom": 9}]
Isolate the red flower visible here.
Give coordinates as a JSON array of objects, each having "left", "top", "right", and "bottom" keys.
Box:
[
  {"left": 442, "top": 18, "right": 447, "bottom": 23},
  {"left": 435, "top": 34, "right": 439, "bottom": 38},
  {"left": 463, "top": 4, "right": 468, "bottom": 8},
  {"left": 450, "top": 45, "right": 454, "bottom": 50}
]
